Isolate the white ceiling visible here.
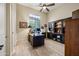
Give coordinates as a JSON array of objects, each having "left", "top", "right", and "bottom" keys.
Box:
[{"left": 19, "top": 3, "right": 64, "bottom": 13}]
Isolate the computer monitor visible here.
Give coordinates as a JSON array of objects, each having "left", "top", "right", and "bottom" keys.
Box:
[
  {"left": 37, "top": 28, "right": 40, "bottom": 32},
  {"left": 49, "top": 28, "right": 52, "bottom": 31}
]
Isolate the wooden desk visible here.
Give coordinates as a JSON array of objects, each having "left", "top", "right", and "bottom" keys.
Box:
[{"left": 28, "top": 33, "right": 44, "bottom": 47}]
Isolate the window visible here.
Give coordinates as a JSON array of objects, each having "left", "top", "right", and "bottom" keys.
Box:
[{"left": 29, "top": 14, "right": 40, "bottom": 31}]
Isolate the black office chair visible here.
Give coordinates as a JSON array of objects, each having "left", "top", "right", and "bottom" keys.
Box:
[{"left": 36, "top": 28, "right": 40, "bottom": 34}]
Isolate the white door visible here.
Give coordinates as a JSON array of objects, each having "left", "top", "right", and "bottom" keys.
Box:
[
  {"left": 0, "top": 3, "right": 6, "bottom": 56},
  {"left": 10, "top": 4, "right": 16, "bottom": 55}
]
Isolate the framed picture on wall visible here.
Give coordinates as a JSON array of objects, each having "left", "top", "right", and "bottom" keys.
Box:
[{"left": 19, "top": 22, "right": 27, "bottom": 28}]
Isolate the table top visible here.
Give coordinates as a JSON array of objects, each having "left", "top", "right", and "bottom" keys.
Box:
[{"left": 29, "top": 33, "right": 44, "bottom": 36}]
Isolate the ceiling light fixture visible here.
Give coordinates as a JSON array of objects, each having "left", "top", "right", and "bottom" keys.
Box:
[
  {"left": 43, "top": 6, "right": 46, "bottom": 10},
  {"left": 39, "top": 3, "right": 55, "bottom": 12}
]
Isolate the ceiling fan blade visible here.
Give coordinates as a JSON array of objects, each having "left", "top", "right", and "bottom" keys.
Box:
[
  {"left": 40, "top": 8, "right": 43, "bottom": 12},
  {"left": 47, "top": 3, "right": 55, "bottom": 6},
  {"left": 39, "top": 3, "right": 47, "bottom": 7},
  {"left": 39, "top": 3, "right": 43, "bottom": 7},
  {"left": 46, "top": 8, "right": 49, "bottom": 11}
]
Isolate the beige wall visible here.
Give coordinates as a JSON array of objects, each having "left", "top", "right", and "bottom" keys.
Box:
[
  {"left": 16, "top": 4, "right": 47, "bottom": 40},
  {"left": 47, "top": 3, "right": 79, "bottom": 22}
]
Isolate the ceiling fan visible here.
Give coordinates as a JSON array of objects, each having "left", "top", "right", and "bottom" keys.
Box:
[{"left": 39, "top": 3, "right": 55, "bottom": 12}]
